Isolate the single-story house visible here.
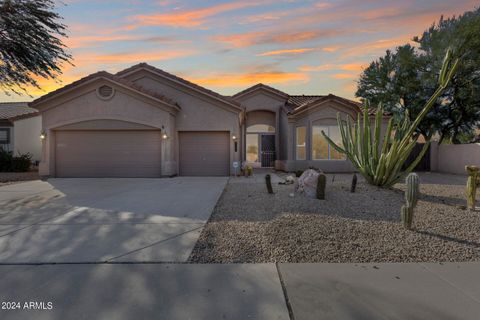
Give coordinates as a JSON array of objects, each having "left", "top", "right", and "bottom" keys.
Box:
[
  {"left": 30, "top": 63, "right": 387, "bottom": 178},
  {"left": 0, "top": 102, "right": 42, "bottom": 162}
]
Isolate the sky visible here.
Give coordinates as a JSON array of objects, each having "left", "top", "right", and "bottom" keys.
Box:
[{"left": 2, "top": 0, "right": 479, "bottom": 102}]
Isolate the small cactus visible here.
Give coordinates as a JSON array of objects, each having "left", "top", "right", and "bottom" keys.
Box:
[
  {"left": 401, "top": 172, "right": 420, "bottom": 229},
  {"left": 316, "top": 173, "right": 326, "bottom": 200},
  {"left": 351, "top": 173, "right": 357, "bottom": 193},
  {"left": 265, "top": 174, "right": 273, "bottom": 194},
  {"left": 465, "top": 165, "right": 479, "bottom": 211}
]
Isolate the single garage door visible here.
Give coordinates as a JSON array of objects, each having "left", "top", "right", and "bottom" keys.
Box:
[
  {"left": 55, "top": 130, "right": 162, "bottom": 177},
  {"left": 179, "top": 131, "right": 230, "bottom": 176}
]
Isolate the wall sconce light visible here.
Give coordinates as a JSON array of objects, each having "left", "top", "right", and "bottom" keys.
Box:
[
  {"left": 162, "top": 133, "right": 168, "bottom": 140},
  {"left": 40, "top": 131, "right": 46, "bottom": 140},
  {"left": 232, "top": 135, "right": 237, "bottom": 140}
]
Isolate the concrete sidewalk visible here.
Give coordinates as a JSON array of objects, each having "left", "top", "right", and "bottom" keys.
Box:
[{"left": 0, "top": 262, "right": 479, "bottom": 320}]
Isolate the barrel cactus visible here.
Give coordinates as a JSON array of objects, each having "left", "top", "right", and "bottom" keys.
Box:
[{"left": 401, "top": 172, "right": 420, "bottom": 229}]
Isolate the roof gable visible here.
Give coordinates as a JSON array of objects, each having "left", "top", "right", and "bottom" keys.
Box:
[
  {"left": 29, "top": 71, "right": 180, "bottom": 112},
  {"left": 232, "top": 83, "right": 289, "bottom": 100},
  {"left": 117, "top": 63, "right": 243, "bottom": 111}
]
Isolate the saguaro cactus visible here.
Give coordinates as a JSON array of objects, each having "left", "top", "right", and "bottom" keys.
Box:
[
  {"left": 351, "top": 173, "right": 357, "bottom": 193},
  {"left": 465, "top": 165, "right": 479, "bottom": 211},
  {"left": 401, "top": 172, "right": 420, "bottom": 229},
  {"left": 317, "top": 173, "right": 326, "bottom": 200}
]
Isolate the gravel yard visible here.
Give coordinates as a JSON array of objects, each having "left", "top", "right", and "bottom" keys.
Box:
[
  {"left": 189, "top": 172, "right": 480, "bottom": 263},
  {"left": 0, "top": 171, "right": 39, "bottom": 186}
]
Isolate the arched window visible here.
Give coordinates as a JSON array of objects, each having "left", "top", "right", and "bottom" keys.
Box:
[{"left": 247, "top": 124, "right": 275, "bottom": 133}]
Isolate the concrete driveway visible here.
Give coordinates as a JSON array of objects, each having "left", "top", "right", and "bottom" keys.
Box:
[{"left": 0, "top": 177, "right": 227, "bottom": 263}]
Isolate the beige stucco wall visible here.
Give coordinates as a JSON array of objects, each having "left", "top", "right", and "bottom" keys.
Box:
[
  {"left": 13, "top": 115, "right": 42, "bottom": 162},
  {"left": 125, "top": 71, "right": 242, "bottom": 174},
  {"left": 433, "top": 143, "right": 480, "bottom": 174},
  {"left": 37, "top": 79, "right": 176, "bottom": 177}
]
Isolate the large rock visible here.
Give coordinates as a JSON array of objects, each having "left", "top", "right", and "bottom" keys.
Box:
[{"left": 295, "top": 169, "right": 321, "bottom": 199}]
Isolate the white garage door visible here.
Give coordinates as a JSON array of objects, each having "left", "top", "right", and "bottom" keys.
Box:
[
  {"left": 55, "top": 130, "right": 162, "bottom": 177},
  {"left": 179, "top": 131, "right": 230, "bottom": 176}
]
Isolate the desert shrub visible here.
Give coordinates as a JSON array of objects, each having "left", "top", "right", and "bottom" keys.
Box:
[{"left": 0, "top": 148, "right": 32, "bottom": 172}]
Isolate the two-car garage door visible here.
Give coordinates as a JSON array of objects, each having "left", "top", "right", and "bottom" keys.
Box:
[
  {"left": 55, "top": 130, "right": 230, "bottom": 177},
  {"left": 55, "top": 130, "right": 162, "bottom": 178}
]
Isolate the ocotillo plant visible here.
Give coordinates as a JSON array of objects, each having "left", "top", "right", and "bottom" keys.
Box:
[
  {"left": 465, "top": 165, "right": 479, "bottom": 211},
  {"left": 317, "top": 173, "right": 326, "bottom": 200},
  {"left": 321, "top": 49, "right": 459, "bottom": 187},
  {"left": 401, "top": 173, "right": 420, "bottom": 229}
]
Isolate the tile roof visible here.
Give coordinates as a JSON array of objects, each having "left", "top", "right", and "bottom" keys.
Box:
[
  {"left": 30, "top": 71, "right": 179, "bottom": 109},
  {"left": 116, "top": 63, "right": 242, "bottom": 109},
  {"left": 0, "top": 102, "right": 38, "bottom": 120}
]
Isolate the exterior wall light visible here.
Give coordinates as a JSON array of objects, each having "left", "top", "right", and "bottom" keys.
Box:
[
  {"left": 162, "top": 133, "right": 168, "bottom": 140},
  {"left": 40, "top": 131, "right": 46, "bottom": 140},
  {"left": 232, "top": 135, "right": 237, "bottom": 140}
]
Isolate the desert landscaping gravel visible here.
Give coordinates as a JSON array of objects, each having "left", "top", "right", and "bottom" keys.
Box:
[
  {"left": 0, "top": 171, "right": 39, "bottom": 185},
  {"left": 189, "top": 172, "right": 480, "bottom": 263}
]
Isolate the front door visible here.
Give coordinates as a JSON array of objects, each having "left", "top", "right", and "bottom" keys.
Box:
[{"left": 261, "top": 134, "right": 276, "bottom": 167}]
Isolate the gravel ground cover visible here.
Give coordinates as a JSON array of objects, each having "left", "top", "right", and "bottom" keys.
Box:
[
  {"left": 0, "top": 171, "right": 39, "bottom": 186},
  {"left": 189, "top": 172, "right": 480, "bottom": 263}
]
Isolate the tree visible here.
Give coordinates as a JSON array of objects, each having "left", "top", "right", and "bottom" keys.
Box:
[
  {"left": 0, "top": 0, "right": 72, "bottom": 95},
  {"left": 356, "top": 7, "right": 480, "bottom": 144}
]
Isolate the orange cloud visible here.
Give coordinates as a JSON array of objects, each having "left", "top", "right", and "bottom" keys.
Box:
[
  {"left": 331, "top": 73, "right": 355, "bottom": 79},
  {"left": 74, "top": 50, "right": 194, "bottom": 64},
  {"left": 257, "top": 48, "right": 314, "bottom": 56},
  {"left": 130, "top": 1, "right": 261, "bottom": 28},
  {"left": 188, "top": 71, "right": 309, "bottom": 87},
  {"left": 322, "top": 46, "right": 341, "bottom": 52},
  {"left": 300, "top": 63, "right": 365, "bottom": 73},
  {"left": 213, "top": 30, "right": 341, "bottom": 48}
]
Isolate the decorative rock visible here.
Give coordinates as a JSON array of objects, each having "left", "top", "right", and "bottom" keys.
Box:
[{"left": 295, "top": 169, "right": 322, "bottom": 199}]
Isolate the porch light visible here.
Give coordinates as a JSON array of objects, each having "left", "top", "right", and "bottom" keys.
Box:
[
  {"left": 40, "top": 131, "right": 46, "bottom": 140},
  {"left": 232, "top": 135, "right": 237, "bottom": 140},
  {"left": 162, "top": 133, "right": 168, "bottom": 140}
]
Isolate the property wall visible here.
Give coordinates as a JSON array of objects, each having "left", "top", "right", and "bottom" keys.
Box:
[
  {"left": 431, "top": 142, "right": 480, "bottom": 174},
  {"left": 13, "top": 115, "right": 42, "bottom": 162},
  {"left": 128, "top": 72, "right": 242, "bottom": 174},
  {"left": 38, "top": 80, "right": 176, "bottom": 177}
]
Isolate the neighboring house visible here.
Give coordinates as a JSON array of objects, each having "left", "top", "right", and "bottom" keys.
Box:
[
  {"left": 31, "top": 63, "right": 386, "bottom": 178},
  {"left": 0, "top": 102, "right": 42, "bottom": 162}
]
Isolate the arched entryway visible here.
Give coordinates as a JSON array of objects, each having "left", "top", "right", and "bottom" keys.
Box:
[{"left": 245, "top": 110, "right": 276, "bottom": 167}]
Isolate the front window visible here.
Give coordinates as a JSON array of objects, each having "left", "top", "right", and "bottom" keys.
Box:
[
  {"left": 312, "top": 125, "right": 345, "bottom": 160},
  {"left": 246, "top": 134, "right": 259, "bottom": 162},
  {"left": 247, "top": 124, "right": 275, "bottom": 133},
  {"left": 0, "top": 128, "right": 10, "bottom": 144},
  {"left": 296, "top": 126, "right": 306, "bottom": 160}
]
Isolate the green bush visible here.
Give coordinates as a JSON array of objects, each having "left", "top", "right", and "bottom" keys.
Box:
[{"left": 0, "top": 148, "right": 32, "bottom": 172}]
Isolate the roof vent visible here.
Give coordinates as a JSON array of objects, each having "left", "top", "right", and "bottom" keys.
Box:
[{"left": 97, "top": 85, "right": 115, "bottom": 100}]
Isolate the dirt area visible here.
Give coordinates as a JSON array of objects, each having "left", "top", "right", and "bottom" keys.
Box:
[
  {"left": 189, "top": 172, "right": 480, "bottom": 263},
  {"left": 0, "top": 171, "right": 40, "bottom": 186}
]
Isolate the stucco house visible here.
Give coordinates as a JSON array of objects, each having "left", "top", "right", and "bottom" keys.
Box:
[
  {"left": 0, "top": 102, "right": 42, "bottom": 163},
  {"left": 30, "top": 63, "right": 382, "bottom": 178}
]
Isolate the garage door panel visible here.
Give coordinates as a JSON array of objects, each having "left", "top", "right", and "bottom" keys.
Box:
[
  {"left": 179, "top": 131, "right": 229, "bottom": 176},
  {"left": 55, "top": 130, "right": 162, "bottom": 178}
]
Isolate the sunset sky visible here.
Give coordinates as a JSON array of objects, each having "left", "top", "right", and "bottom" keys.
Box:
[{"left": 3, "top": 0, "right": 478, "bottom": 102}]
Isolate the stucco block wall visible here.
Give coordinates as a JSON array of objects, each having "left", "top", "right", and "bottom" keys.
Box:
[
  {"left": 38, "top": 82, "right": 176, "bottom": 177},
  {"left": 432, "top": 142, "right": 480, "bottom": 174},
  {"left": 13, "top": 116, "right": 42, "bottom": 162}
]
